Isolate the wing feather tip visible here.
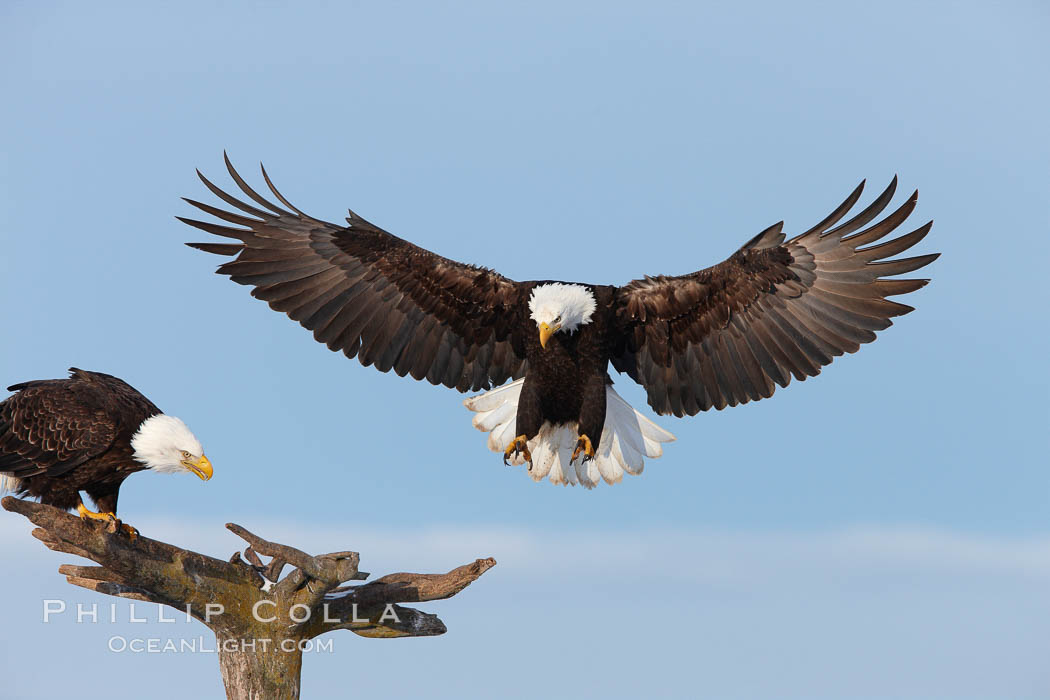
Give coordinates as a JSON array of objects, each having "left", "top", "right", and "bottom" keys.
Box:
[{"left": 186, "top": 242, "right": 243, "bottom": 256}]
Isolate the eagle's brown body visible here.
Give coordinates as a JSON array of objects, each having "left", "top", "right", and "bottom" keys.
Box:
[
  {"left": 515, "top": 285, "right": 617, "bottom": 445},
  {"left": 0, "top": 369, "right": 160, "bottom": 513}
]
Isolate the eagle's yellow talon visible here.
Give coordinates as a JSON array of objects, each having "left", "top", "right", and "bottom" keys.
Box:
[
  {"left": 77, "top": 502, "right": 137, "bottom": 539},
  {"left": 503, "top": 434, "right": 532, "bottom": 467},
  {"left": 77, "top": 502, "right": 113, "bottom": 522},
  {"left": 571, "top": 434, "right": 595, "bottom": 464}
]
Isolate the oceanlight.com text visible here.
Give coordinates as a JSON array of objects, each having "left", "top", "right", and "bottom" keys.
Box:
[{"left": 107, "top": 636, "right": 335, "bottom": 654}]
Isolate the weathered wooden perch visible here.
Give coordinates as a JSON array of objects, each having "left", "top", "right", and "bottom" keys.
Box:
[{"left": 2, "top": 496, "right": 495, "bottom": 700}]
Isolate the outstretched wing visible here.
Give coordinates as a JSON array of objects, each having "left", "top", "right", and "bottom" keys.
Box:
[
  {"left": 611, "top": 178, "right": 938, "bottom": 417},
  {"left": 181, "top": 155, "right": 530, "bottom": 392},
  {"left": 0, "top": 376, "right": 117, "bottom": 479}
]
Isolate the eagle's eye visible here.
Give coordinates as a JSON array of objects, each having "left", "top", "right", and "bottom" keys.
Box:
[
  {"left": 553, "top": 314, "right": 562, "bottom": 323},
  {"left": 180, "top": 450, "right": 191, "bottom": 459}
]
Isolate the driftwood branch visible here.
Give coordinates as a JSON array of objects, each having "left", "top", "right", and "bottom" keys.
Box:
[
  {"left": 226, "top": 522, "right": 366, "bottom": 586},
  {"left": 3, "top": 496, "right": 495, "bottom": 700}
]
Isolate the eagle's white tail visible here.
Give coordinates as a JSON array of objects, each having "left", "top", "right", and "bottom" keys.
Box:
[
  {"left": 0, "top": 475, "right": 22, "bottom": 494},
  {"left": 463, "top": 379, "right": 675, "bottom": 488}
]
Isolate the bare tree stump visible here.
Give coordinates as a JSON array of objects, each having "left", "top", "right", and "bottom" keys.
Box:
[{"left": 2, "top": 496, "right": 495, "bottom": 700}]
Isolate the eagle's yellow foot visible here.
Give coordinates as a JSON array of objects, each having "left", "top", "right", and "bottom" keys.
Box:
[
  {"left": 77, "top": 502, "right": 115, "bottom": 522},
  {"left": 77, "top": 503, "right": 138, "bottom": 540},
  {"left": 503, "top": 434, "right": 533, "bottom": 467},
  {"left": 571, "top": 434, "right": 595, "bottom": 464}
]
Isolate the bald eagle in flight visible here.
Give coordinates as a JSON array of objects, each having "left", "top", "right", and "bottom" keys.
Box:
[
  {"left": 0, "top": 369, "right": 212, "bottom": 534},
  {"left": 182, "top": 156, "right": 936, "bottom": 488}
]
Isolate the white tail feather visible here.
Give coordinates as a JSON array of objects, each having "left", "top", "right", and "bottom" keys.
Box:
[
  {"left": 464, "top": 379, "right": 675, "bottom": 488},
  {"left": 0, "top": 475, "right": 22, "bottom": 494}
]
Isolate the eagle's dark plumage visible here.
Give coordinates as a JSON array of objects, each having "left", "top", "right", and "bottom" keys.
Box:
[
  {"left": 609, "top": 180, "right": 937, "bottom": 416},
  {"left": 182, "top": 156, "right": 937, "bottom": 487},
  {"left": 182, "top": 157, "right": 530, "bottom": 394},
  {"left": 0, "top": 369, "right": 210, "bottom": 519}
]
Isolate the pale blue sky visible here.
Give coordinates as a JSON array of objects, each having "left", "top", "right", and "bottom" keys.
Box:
[{"left": 1, "top": 2, "right": 1047, "bottom": 698}]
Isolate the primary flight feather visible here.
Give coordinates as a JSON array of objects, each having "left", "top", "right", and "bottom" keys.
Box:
[{"left": 182, "top": 155, "right": 937, "bottom": 488}]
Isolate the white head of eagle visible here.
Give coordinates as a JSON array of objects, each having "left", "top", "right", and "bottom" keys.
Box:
[
  {"left": 528, "top": 283, "right": 597, "bottom": 348},
  {"left": 130, "top": 414, "right": 212, "bottom": 480}
]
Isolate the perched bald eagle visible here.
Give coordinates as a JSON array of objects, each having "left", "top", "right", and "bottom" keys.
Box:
[
  {"left": 0, "top": 369, "right": 212, "bottom": 533},
  {"left": 182, "top": 156, "right": 936, "bottom": 488}
]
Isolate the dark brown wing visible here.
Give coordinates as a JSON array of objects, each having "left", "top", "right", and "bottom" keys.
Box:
[
  {"left": 0, "top": 370, "right": 125, "bottom": 478},
  {"left": 181, "top": 155, "right": 529, "bottom": 392},
  {"left": 611, "top": 178, "right": 938, "bottom": 417}
]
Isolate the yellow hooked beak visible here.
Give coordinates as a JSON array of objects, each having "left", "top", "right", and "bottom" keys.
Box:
[
  {"left": 184, "top": 454, "right": 213, "bottom": 481},
  {"left": 539, "top": 322, "right": 561, "bottom": 349}
]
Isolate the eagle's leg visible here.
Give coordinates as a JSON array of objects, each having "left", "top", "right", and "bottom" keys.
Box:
[
  {"left": 572, "top": 374, "right": 606, "bottom": 464},
  {"left": 505, "top": 378, "right": 540, "bottom": 469},
  {"left": 503, "top": 435, "right": 533, "bottom": 467},
  {"left": 76, "top": 500, "right": 138, "bottom": 540}
]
